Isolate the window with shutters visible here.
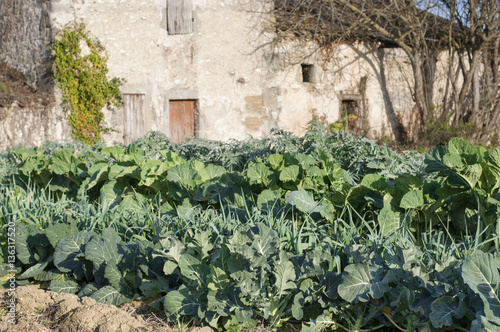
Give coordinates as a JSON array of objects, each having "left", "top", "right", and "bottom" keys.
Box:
[{"left": 167, "top": 0, "right": 193, "bottom": 35}]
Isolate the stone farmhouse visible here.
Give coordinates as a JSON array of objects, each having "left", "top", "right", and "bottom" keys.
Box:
[{"left": 0, "top": 0, "right": 450, "bottom": 148}]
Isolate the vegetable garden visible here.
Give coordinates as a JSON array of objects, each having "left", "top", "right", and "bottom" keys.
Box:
[{"left": 1, "top": 123, "right": 499, "bottom": 331}]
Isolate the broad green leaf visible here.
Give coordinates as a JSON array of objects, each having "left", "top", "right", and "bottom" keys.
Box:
[
  {"left": 53, "top": 231, "right": 98, "bottom": 280},
  {"left": 322, "top": 271, "right": 341, "bottom": 299},
  {"left": 361, "top": 174, "right": 387, "bottom": 191},
  {"left": 78, "top": 162, "right": 111, "bottom": 196},
  {"left": 425, "top": 146, "right": 463, "bottom": 184},
  {"left": 190, "top": 230, "right": 214, "bottom": 261},
  {"left": 378, "top": 193, "right": 400, "bottom": 237},
  {"left": 274, "top": 260, "right": 296, "bottom": 296},
  {"left": 49, "top": 280, "right": 80, "bottom": 294},
  {"left": 175, "top": 199, "right": 200, "bottom": 220},
  {"left": 14, "top": 223, "right": 33, "bottom": 265},
  {"left": 280, "top": 165, "right": 300, "bottom": 182},
  {"left": 393, "top": 174, "right": 423, "bottom": 200},
  {"left": 285, "top": 189, "right": 323, "bottom": 214},
  {"left": 306, "top": 165, "right": 323, "bottom": 179},
  {"left": 104, "top": 264, "right": 139, "bottom": 297},
  {"left": 115, "top": 165, "right": 141, "bottom": 181},
  {"left": 178, "top": 254, "right": 210, "bottom": 286},
  {"left": 489, "top": 148, "right": 500, "bottom": 182},
  {"left": 207, "top": 266, "right": 231, "bottom": 292},
  {"left": 205, "top": 164, "right": 226, "bottom": 180},
  {"left": 99, "top": 180, "right": 128, "bottom": 209},
  {"left": 486, "top": 147, "right": 500, "bottom": 192},
  {"left": 161, "top": 237, "right": 185, "bottom": 262},
  {"left": 338, "top": 263, "right": 388, "bottom": 303},
  {"left": 338, "top": 263, "right": 371, "bottom": 303},
  {"left": 159, "top": 150, "right": 186, "bottom": 166},
  {"left": 301, "top": 314, "right": 336, "bottom": 332},
  {"left": 45, "top": 221, "right": 79, "bottom": 248},
  {"left": 268, "top": 154, "right": 284, "bottom": 171},
  {"left": 85, "top": 237, "right": 122, "bottom": 267},
  {"left": 48, "top": 149, "right": 81, "bottom": 176},
  {"left": 167, "top": 164, "right": 201, "bottom": 189},
  {"left": 429, "top": 296, "right": 466, "bottom": 328},
  {"left": 462, "top": 251, "right": 500, "bottom": 318},
  {"left": 77, "top": 283, "right": 99, "bottom": 297},
  {"left": 247, "top": 163, "right": 273, "bottom": 186},
  {"left": 18, "top": 258, "right": 52, "bottom": 279},
  {"left": 90, "top": 285, "right": 132, "bottom": 306},
  {"left": 101, "top": 146, "right": 126, "bottom": 160},
  {"left": 163, "top": 260, "right": 178, "bottom": 275},
  {"left": 470, "top": 315, "right": 500, "bottom": 332},
  {"left": 214, "top": 286, "right": 251, "bottom": 322},
  {"left": 139, "top": 277, "right": 169, "bottom": 298},
  {"left": 319, "top": 150, "right": 355, "bottom": 186},
  {"left": 119, "top": 193, "right": 146, "bottom": 211},
  {"left": 462, "top": 163, "right": 483, "bottom": 189},
  {"left": 108, "top": 164, "right": 126, "bottom": 180},
  {"left": 34, "top": 269, "right": 61, "bottom": 282},
  {"left": 448, "top": 137, "right": 483, "bottom": 166},
  {"left": 292, "top": 292, "right": 305, "bottom": 320},
  {"left": 190, "top": 160, "right": 209, "bottom": 182},
  {"left": 78, "top": 283, "right": 99, "bottom": 297},
  {"left": 164, "top": 285, "right": 205, "bottom": 318},
  {"left": 207, "top": 289, "right": 230, "bottom": 316},
  {"left": 256, "top": 189, "right": 282, "bottom": 209},
  {"left": 400, "top": 189, "right": 424, "bottom": 209},
  {"left": 294, "top": 153, "right": 316, "bottom": 167},
  {"left": 251, "top": 223, "right": 278, "bottom": 260}
]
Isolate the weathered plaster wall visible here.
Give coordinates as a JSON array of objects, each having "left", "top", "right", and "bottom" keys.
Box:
[
  {"left": 1, "top": 0, "right": 451, "bottom": 149},
  {"left": 0, "top": 105, "right": 71, "bottom": 150},
  {"left": 46, "top": 0, "right": 278, "bottom": 143},
  {"left": 270, "top": 41, "right": 417, "bottom": 139},
  {"left": 0, "top": 0, "right": 69, "bottom": 149}
]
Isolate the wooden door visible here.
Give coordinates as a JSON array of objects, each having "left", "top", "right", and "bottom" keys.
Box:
[
  {"left": 123, "top": 94, "right": 145, "bottom": 145},
  {"left": 169, "top": 100, "right": 196, "bottom": 143}
]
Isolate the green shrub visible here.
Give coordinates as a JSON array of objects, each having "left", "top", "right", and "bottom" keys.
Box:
[{"left": 51, "top": 21, "right": 124, "bottom": 144}]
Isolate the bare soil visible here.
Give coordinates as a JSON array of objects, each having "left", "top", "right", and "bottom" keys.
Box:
[{"left": 0, "top": 285, "right": 213, "bottom": 332}]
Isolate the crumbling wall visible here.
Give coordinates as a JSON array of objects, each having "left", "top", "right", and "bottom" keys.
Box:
[
  {"left": 0, "top": 0, "right": 54, "bottom": 94},
  {"left": 0, "top": 0, "right": 61, "bottom": 149},
  {"left": 0, "top": 105, "right": 71, "bottom": 150}
]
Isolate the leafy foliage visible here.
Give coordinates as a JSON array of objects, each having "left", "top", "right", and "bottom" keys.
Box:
[
  {"left": 1, "top": 128, "right": 500, "bottom": 330},
  {"left": 51, "top": 21, "right": 124, "bottom": 144}
]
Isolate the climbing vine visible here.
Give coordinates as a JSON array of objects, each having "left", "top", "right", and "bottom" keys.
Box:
[{"left": 51, "top": 22, "right": 124, "bottom": 144}]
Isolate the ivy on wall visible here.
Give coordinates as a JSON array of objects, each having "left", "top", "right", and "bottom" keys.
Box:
[{"left": 51, "top": 22, "right": 124, "bottom": 144}]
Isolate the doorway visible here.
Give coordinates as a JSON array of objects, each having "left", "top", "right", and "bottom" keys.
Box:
[
  {"left": 123, "top": 94, "right": 146, "bottom": 145},
  {"left": 169, "top": 100, "right": 197, "bottom": 143}
]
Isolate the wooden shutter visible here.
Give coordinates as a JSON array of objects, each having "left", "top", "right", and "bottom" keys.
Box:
[
  {"left": 123, "top": 94, "right": 145, "bottom": 145},
  {"left": 169, "top": 100, "right": 196, "bottom": 143},
  {"left": 167, "top": 0, "right": 193, "bottom": 34}
]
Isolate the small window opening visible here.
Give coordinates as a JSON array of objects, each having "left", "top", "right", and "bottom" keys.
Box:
[{"left": 301, "top": 64, "right": 314, "bottom": 83}]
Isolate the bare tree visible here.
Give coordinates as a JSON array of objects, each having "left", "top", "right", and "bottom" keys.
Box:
[
  {"left": 439, "top": 0, "right": 500, "bottom": 145},
  {"left": 272, "top": 0, "right": 448, "bottom": 140}
]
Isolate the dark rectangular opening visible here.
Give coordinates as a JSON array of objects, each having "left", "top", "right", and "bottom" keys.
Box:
[
  {"left": 341, "top": 99, "right": 360, "bottom": 133},
  {"left": 301, "top": 64, "right": 314, "bottom": 83}
]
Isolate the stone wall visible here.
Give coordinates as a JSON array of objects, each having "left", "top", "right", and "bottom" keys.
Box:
[
  {"left": 0, "top": 0, "right": 54, "bottom": 93},
  {"left": 0, "top": 0, "right": 451, "bottom": 149},
  {"left": 0, "top": 105, "right": 71, "bottom": 150}
]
